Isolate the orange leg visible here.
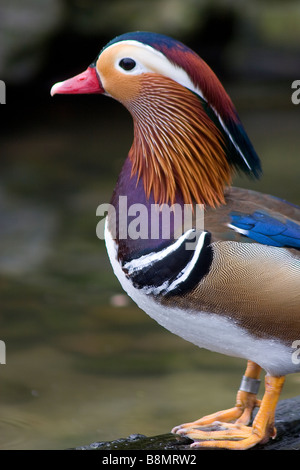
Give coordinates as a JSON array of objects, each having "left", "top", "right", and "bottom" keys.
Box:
[{"left": 172, "top": 361, "right": 285, "bottom": 449}]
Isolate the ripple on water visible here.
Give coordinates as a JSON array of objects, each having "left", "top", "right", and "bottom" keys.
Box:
[{"left": 0, "top": 409, "right": 41, "bottom": 450}]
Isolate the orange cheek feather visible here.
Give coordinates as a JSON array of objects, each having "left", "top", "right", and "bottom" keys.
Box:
[{"left": 96, "top": 55, "right": 141, "bottom": 103}]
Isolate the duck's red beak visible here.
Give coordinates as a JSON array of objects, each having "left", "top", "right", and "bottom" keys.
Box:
[{"left": 51, "top": 66, "right": 104, "bottom": 96}]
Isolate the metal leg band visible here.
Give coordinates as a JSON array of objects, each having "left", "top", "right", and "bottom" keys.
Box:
[{"left": 239, "top": 375, "right": 261, "bottom": 394}]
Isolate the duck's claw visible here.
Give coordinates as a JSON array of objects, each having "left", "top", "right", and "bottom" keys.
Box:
[
  {"left": 172, "top": 374, "right": 285, "bottom": 450},
  {"left": 172, "top": 386, "right": 261, "bottom": 434}
]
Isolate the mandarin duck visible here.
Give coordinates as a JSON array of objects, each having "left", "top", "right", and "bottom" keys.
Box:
[{"left": 51, "top": 32, "right": 300, "bottom": 450}]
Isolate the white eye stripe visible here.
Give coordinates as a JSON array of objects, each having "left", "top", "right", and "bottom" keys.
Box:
[{"left": 107, "top": 40, "right": 202, "bottom": 93}]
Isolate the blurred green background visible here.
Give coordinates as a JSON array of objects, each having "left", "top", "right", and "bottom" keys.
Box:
[{"left": 0, "top": 0, "right": 300, "bottom": 449}]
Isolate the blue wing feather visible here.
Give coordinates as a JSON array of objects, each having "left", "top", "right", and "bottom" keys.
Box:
[{"left": 229, "top": 211, "right": 300, "bottom": 249}]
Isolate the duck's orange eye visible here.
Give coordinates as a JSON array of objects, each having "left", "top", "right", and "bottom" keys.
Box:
[{"left": 119, "top": 58, "right": 136, "bottom": 71}]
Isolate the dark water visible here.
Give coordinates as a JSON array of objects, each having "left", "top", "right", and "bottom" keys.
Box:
[{"left": 0, "top": 85, "right": 299, "bottom": 449}]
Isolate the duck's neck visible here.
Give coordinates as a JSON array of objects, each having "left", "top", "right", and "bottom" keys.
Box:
[
  {"left": 123, "top": 74, "right": 231, "bottom": 208},
  {"left": 109, "top": 157, "right": 186, "bottom": 262}
]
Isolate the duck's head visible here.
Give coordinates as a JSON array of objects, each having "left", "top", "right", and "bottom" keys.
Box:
[{"left": 51, "top": 31, "right": 261, "bottom": 207}]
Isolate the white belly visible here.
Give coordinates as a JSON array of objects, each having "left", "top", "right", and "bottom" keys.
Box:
[{"left": 104, "top": 220, "right": 298, "bottom": 376}]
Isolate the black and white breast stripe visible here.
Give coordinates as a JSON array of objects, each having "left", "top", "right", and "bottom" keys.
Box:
[{"left": 122, "top": 230, "right": 213, "bottom": 296}]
